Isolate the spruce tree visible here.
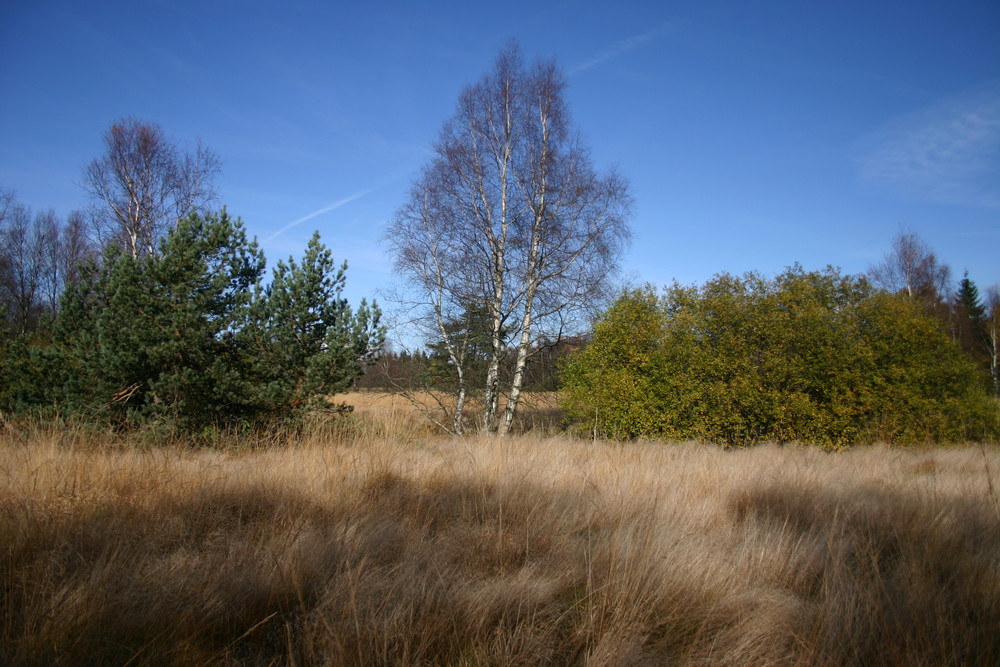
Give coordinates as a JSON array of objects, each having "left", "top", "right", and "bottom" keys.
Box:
[
  {"left": 957, "top": 274, "right": 986, "bottom": 321},
  {"left": 955, "top": 272, "right": 986, "bottom": 336},
  {"left": 953, "top": 271, "right": 990, "bottom": 378}
]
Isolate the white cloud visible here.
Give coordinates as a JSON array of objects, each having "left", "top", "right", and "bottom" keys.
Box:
[
  {"left": 858, "top": 81, "right": 1000, "bottom": 209},
  {"left": 570, "top": 25, "right": 670, "bottom": 75}
]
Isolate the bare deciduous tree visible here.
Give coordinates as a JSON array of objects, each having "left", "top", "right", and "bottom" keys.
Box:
[
  {"left": 869, "top": 230, "right": 952, "bottom": 304},
  {"left": 61, "top": 210, "right": 93, "bottom": 288},
  {"left": 0, "top": 190, "right": 14, "bottom": 317},
  {"left": 33, "top": 209, "right": 62, "bottom": 320},
  {"left": 82, "top": 118, "right": 220, "bottom": 258},
  {"left": 0, "top": 190, "right": 95, "bottom": 333},
  {"left": 0, "top": 202, "right": 46, "bottom": 334},
  {"left": 386, "top": 43, "right": 632, "bottom": 435},
  {"left": 0, "top": 189, "right": 13, "bottom": 222},
  {"left": 32, "top": 208, "right": 93, "bottom": 320}
]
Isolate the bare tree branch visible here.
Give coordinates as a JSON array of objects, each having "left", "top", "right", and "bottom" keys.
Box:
[
  {"left": 869, "top": 229, "right": 952, "bottom": 303},
  {"left": 82, "top": 118, "right": 220, "bottom": 258}
]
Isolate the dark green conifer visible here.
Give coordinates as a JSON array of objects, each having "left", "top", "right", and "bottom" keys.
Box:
[
  {"left": 954, "top": 271, "right": 987, "bottom": 348},
  {"left": 53, "top": 210, "right": 266, "bottom": 428},
  {"left": 248, "top": 231, "right": 384, "bottom": 417},
  {"left": 38, "top": 212, "right": 384, "bottom": 432}
]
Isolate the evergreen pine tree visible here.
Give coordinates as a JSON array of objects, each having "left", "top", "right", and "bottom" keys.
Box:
[
  {"left": 248, "top": 232, "right": 384, "bottom": 417},
  {"left": 9, "top": 213, "right": 384, "bottom": 432},
  {"left": 54, "top": 210, "right": 266, "bottom": 428}
]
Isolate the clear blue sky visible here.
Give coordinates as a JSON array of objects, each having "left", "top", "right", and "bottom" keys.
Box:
[{"left": 2, "top": 0, "right": 998, "bottom": 318}]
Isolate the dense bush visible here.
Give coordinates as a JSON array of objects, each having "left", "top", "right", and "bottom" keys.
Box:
[{"left": 562, "top": 266, "right": 998, "bottom": 446}]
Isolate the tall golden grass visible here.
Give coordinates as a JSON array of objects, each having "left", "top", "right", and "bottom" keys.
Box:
[
  {"left": 331, "top": 390, "right": 566, "bottom": 438},
  {"left": 2, "top": 396, "right": 999, "bottom": 665}
]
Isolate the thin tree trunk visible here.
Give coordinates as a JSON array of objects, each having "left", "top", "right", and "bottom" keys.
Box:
[
  {"left": 501, "top": 308, "right": 534, "bottom": 435},
  {"left": 482, "top": 286, "right": 504, "bottom": 432},
  {"left": 453, "top": 368, "right": 467, "bottom": 435},
  {"left": 501, "top": 89, "right": 551, "bottom": 435},
  {"left": 481, "top": 79, "right": 515, "bottom": 434},
  {"left": 501, "top": 209, "right": 543, "bottom": 435},
  {"left": 990, "top": 322, "right": 999, "bottom": 397}
]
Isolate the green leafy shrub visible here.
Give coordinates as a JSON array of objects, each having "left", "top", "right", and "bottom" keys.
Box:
[{"left": 561, "top": 287, "right": 666, "bottom": 439}]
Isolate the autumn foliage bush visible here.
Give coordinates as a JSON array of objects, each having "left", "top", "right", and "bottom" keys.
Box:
[{"left": 562, "top": 266, "right": 999, "bottom": 446}]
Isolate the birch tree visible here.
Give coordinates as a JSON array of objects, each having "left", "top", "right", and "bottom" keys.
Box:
[
  {"left": 986, "top": 287, "right": 1000, "bottom": 396},
  {"left": 0, "top": 192, "right": 93, "bottom": 333},
  {"left": 82, "top": 118, "right": 220, "bottom": 258},
  {"left": 0, "top": 202, "right": 44, "bottom": 334},
  {"left": 386, "top": 43, "right": 631, "bottom": 435},
  {"left": 869, "top": 230, "right": 951, "bottom": 303}
]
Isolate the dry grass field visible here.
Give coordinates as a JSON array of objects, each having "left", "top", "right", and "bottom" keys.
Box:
[
  {"left": 2, "top": 393, "right": 999, "bottom": 665},
  {"left": 331, "top": 390, "right": 567, "bottom": 438}
]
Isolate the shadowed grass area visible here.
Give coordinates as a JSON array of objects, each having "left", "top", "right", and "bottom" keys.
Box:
[{"left": 2, "top": 422, "right": 999, "bottom": 665}]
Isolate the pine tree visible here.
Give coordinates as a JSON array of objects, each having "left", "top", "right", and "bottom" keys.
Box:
[
  {"left": 54, "top": 210, "right": 266, "bottom": 428},
  {"left": 11, "top": 214, "right": 385, "bottom": 432},
  {"left": 248, "top": 232, "right": 384, "bottom": 418}
]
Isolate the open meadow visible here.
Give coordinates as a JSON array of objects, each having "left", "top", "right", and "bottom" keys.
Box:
[{"left": 3, "top": 393, "right": 999, "bottom": 665}]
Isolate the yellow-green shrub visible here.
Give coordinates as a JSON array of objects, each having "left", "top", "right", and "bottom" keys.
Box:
[{"left": 562, "top": 267, "right": 998, "bottom": 446}]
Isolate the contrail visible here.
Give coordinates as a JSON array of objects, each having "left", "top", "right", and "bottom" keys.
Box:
[
  {"left": 570, "top": 26, "right": 668, "bottom": 75},
  {"left": 266, "top": 188, "right": 374, "bottom": 242}
]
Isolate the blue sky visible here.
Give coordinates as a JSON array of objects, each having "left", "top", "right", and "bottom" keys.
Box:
[{"left": 2, "top": 0, "right": 998, "bottom": 320}]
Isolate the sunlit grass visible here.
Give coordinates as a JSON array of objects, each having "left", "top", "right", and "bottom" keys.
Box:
[{"left": 2, "top": 400, "right": 999, "bottom": 665}]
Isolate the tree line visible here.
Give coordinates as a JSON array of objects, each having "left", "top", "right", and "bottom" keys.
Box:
[
  {"left": 3, "top": 43, "right": 996, "bottom": 445},
  {"left": 357, "top": 334, "right": 583, "bottom": 395}
]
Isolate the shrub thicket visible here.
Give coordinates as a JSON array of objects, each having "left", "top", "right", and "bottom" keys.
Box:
[{"left": 562, "top": 266, "right": 998, "bottom": 446}]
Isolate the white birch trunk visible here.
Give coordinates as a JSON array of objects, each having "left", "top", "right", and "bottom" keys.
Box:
[
  {"left": 990, "top": 316, "right": 999, "bottom": 397},
  {"left": 481, "top": 78, "right": 515, "bottom": 433},
  {"left": 500, "top": 86, "right": 551, "bottom": 435}
]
